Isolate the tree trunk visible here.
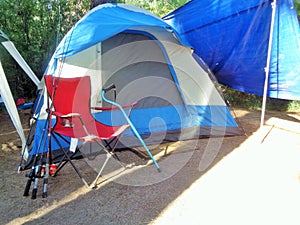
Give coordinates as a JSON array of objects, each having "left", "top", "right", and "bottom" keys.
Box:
[{"left": 90, "top": 0, "right": 115, "bottom": 9}]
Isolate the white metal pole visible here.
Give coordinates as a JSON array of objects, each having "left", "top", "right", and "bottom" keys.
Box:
[{"left": 260, "top": 0, "right": 277, "bottom": 127}]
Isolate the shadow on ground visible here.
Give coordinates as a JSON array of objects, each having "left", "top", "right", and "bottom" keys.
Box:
[{"left": 0, "top": 108, "right": 299, "bottom": 225}]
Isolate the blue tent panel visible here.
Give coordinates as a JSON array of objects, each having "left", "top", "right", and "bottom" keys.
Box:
[
  {"left": 55, "top": 4, "right": 172, "bottom": 58},
  {"left": 29, "top": 105, "right": 238, "bottom": 155}
]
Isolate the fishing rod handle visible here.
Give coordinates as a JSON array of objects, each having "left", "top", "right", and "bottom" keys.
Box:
[{"left": 23, "top": 177, "right": 32, "bottom": 197}]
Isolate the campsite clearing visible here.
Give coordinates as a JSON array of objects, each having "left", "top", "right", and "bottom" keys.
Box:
[{"left": 1, "top": 107, "right": 300, "bottom": 225}]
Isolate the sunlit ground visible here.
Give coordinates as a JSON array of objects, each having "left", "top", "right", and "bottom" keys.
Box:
[
  {"left": 3, "top": 111, "right": 300, "bottom": 225},
  {"left": 152, "top": 116, "right": 300, "bottom": 225}
]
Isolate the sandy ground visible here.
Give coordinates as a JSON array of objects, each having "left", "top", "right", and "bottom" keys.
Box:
[{"left": 0, "top": 107, "right": 300, "bottom": 225}]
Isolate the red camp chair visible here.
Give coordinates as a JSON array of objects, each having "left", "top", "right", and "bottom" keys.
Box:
[{"left": 43, "top": 75, "right": 159, "bottom": 195}]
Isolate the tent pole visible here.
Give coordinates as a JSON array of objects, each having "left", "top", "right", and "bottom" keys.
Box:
[
  {"left": 260, "top": 0, "right": 277, "bottom": 127},
  {"left": 1, "top": 41, "right": 40, "bottom": 88},
  {"left": 0, "top": 61, "right": 27, "bottom": 150}
]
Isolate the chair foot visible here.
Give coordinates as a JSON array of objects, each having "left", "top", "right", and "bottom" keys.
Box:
[
  {"left": 91, "top": 183, "right": 98, "bottom": 189},
  {"left": 125, "top": 163, "right": 135, "bottom": 169}
]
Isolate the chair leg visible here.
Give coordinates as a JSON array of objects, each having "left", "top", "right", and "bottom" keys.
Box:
[
  {"left": 95, "top": 139, "right": 126, "bottom": 169},
  {"left": 53, "top": 150, "right": 79, "bottom": 176},
  {"left": 52, "top": 134, "right": 127, "bottom": 189},
  {"left": 51, "top": 134, "right": 79, "bottom": 176},
  {"left": 52, "top": 135, "right": 90, "bottom": 188},
  {"left": 101, "top": 93, "right": 160, "bottom": 171},
  {"left": 90, "top": 153, "right": 112, "bottom": 188}
]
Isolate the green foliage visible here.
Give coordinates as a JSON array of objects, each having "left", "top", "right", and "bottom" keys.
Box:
[
  {"left": 222, "top": 86, "right": 262, "bottom": 110},
  {"left": 295, "top": 0, "right": 300, "bottom": 20},
  {"left": 121, "top": 0, "right": 189, "bottom": 17},
  {"left": 222, "top": 86, "right": 300, "bottom": 112},
  {"left": 0, "top": 0, "right": 90, "bottom": 99}
]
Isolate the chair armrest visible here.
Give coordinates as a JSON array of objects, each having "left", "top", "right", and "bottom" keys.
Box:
[
  {"left": 50, "top": 111, "right": 87, "bottom": 130},
  {"left": 91, "top": 101, "right": 138, "bottom": 111},
  {"left": 51, "top": 111, "right": 82, "bottom": 118}
]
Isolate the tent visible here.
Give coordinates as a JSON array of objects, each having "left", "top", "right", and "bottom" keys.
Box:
[
  {"left": 163, "top": 0, "right": 300, "bottom": 101},
  {"left": 0, "top": 29, "right": 41, "bottom": 158},
  {"left": 22, "top": 3, "right": 241, "bottom": 168}
]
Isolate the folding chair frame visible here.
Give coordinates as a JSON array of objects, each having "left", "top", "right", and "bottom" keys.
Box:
[
  {"left": 43, "top": 75, "right": 160, "bottom": 192},
  {"left": 50, "top": 130, "right": 125, "bottom": 188},
  {"left": 47, "top": 99, "right": 136, "bottom": 188}
]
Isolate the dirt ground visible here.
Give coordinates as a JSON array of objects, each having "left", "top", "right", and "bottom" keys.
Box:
[{"left": 0, "top": 107, "right": 300, "bottom": 225}]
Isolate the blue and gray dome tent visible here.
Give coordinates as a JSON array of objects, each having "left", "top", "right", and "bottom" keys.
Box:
[{"left": 23, "top": 3, "right": 240, "bottom": 167}]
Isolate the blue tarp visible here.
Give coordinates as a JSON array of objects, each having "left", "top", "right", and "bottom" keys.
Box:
[{"left": 164, "top": 0, "right": 300, "bottom": 100}]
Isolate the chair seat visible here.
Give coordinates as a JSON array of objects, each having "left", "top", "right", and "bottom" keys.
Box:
[
  {"left": 54, "top": 120, "right": 130, "bottom": 140},
  {"left": 77, "top": 124, "right": 130, "bottom": 142}
]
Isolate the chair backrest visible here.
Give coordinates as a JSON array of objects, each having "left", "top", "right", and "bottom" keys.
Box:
[{"left": 44, "top": 75, "right": 95, "bottom": 138}]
